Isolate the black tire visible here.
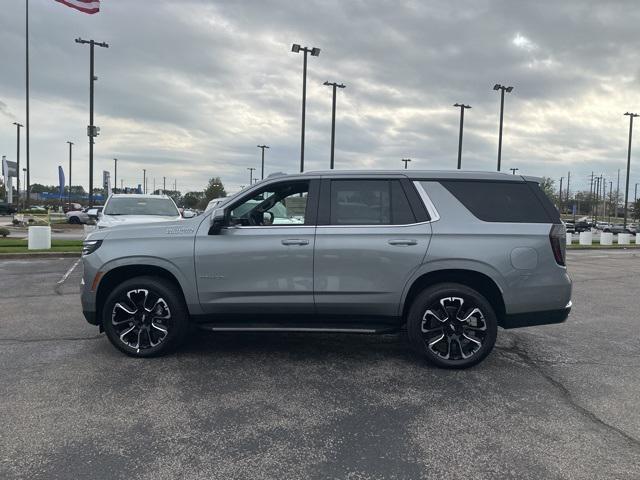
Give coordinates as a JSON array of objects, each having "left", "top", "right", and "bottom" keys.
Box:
[
  {"left": 102, "top": 276, "right": 189, "bottom": 357},
  {"left": 68, "top": 216, "right": 80, "bottom": 224},
  {"left": 406, "top": 283, "right": 498, "bottom": 369}
]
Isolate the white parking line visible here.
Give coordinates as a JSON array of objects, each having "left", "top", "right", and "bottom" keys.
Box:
[{"left": 54, "top": 258, "right": 82, "bottom": 295}]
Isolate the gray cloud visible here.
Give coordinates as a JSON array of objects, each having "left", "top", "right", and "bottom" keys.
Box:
[{"left": 1, "top": 0, "right": 640, "bottom": 194}]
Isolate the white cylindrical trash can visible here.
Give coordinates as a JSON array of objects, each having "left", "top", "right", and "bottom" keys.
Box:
[
  {"left": 618, "top": 233, "right": 631, "bottom": 245},
  {"left": 565, "top": 233, "right": 573, "bottom": 246},
  {"left": 579, "top": 231, "right": 592, "bottom": 245},
  {"left": 600, "top": 232, "right": 613, "bottom": 245},
  {"left": 28, "top": 226, "right": 51, "bottom": 250}
]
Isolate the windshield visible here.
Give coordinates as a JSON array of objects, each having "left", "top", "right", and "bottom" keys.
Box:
[{"left": 103, "top": 197, "right": 179, "bottom": 216}]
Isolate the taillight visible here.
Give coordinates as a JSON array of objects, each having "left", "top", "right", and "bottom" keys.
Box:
[{"left": 549, "top": 224, "right": 566, "bottom": 266}]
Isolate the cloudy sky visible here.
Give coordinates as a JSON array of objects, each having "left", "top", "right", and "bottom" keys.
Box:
[{"left": 1, "top": 0, "right": 640, "bottom": 196}]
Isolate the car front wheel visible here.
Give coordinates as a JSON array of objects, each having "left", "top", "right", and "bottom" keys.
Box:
[
  {"left": 102, "top": 276, "right": 189, "bottom": 357},
  {"left": 406, "top": 283, "right": 498, "bottom": 369}
]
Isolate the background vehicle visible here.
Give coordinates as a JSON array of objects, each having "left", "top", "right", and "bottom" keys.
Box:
[
  {"left": 0, "top": 203, "right": 17, "bottom": 215},
  {"left": 66, "top": 206, "right": 102, "bottom": 224},
  {"left": 97, "top": 194, "right": 182, "bottom": 229},
  {"left": 81, "top": 171, "right": 572, "bottom": 368},
  {"left": 603, "top": 224, "right": 635, "bottom": 234}
]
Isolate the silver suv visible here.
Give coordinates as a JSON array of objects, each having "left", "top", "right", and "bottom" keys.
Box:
[{"left": 80, "top": 171, "right": 572, "bottom": 368}]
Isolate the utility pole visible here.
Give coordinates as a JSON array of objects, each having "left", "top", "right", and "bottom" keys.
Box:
[
  {"left": 401, "top": 158, "right": 411, "bottom": 169},
  {"left": 510, "top": 168, "right": 519, "bottom": 175},
  {"left": 623, "top": 112, "right": 639, "bottom": 228},
  {"left": 75, "top": 37, "right": 109, "bottom": 205},
  {"left": 113, "top": 158, "right": 118, "bottom": 194},
  {"left": 566, "top": 171, "right": 571, "bottom": 204},
  {"left": 153, "top": 178, "right": 156, "bottom": 194},
  {"left": 615, "top": 168, "right": 620, "bottom": 218},
  {"left": 12, "top": 122, "right": 23, "bottom": 207},
  {"left": 323, "top": 81, "right": 346, "bottom": 169},
  {"left": 291, "top": 44, "right": 321, "bottom": 173},
  {"left": 454, "top": 103, "right": 471, "bottom": 169},
  {"left": 143, "top": 169, "right": 146, "bottom": 194},
  {"left": 589, "top": 172, "right": 595, "bottom": 222},
  {"left": 559, "top": 176, "right": 564, "bottom": 212},
  {"left": 66, "top": 141, "right": 73, "bottom": 207},
  {"left": 609, "top": 181, "right": 613, "bottom": 223},
  {"left": 493, "top": 84, "right": 514, "bottom": 171},
  {"left": 25, "top": 0, "right": 30, "bottom": 207},
  {"left": 174, "top": 179, "right": 177, "bottom": 192},
  {"left": 163, "top": 176, "right": 166, "bottom": 193},
  {"left": 247, "top": 167, "right": 256, "bottom": 185},
  {"left": 257, "top": 145, "right": 269, "bottom": 179}
]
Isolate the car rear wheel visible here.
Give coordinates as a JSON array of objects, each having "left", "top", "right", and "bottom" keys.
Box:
[
  {"left": 102, "top": 276, "right": 189, "bottom": 357},
  {"left": 406, "top": 283, "right": 498, "bottom": 369},
  {"left": 68, "top": 216, "right": 80, "bottom": 224}
]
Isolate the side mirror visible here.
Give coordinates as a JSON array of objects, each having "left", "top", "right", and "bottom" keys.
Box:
[
  {"left": 209, "top": 208, "right": 226, "bottom": 235},
  {"left": 183, "top": 210, "right": 196, "bottom": 219}
]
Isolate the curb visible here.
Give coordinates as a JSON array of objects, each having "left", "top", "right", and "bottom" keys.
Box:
[{"left": 0, "top": 252, "right": 81, "bottom": 259}]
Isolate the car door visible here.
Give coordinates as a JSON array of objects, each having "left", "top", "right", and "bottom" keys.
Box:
[
  {"left": 194, "top": 178, "right": 319, "bottom": 317},
  {"left": 314, "top": 177, "right": 432, "bottom": 319}
]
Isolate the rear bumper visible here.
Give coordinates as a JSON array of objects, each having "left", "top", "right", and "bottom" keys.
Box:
[{"left": 501, "top": 301, "right": 571, "bottom": 329}]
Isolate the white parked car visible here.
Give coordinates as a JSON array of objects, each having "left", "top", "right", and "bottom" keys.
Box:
[
  {"left": 97, "top": 194, "right": 182, "bottom": 229},
  {"left": 66, "top": 207, "right": 102, "bottom": 224}
]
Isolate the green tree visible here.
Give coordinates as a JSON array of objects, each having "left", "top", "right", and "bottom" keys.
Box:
[
  {"left": 203, "top": 177, "right": 226, "bottom": 203},
  {"left": 633, "top": 199, "right": 640, "bottom": 222},
  {"left": 183, "top": 191, "right": 204, "bottom": 209},
  {"left": 539, "top": 177, "right": 556, "bottom": 202}
]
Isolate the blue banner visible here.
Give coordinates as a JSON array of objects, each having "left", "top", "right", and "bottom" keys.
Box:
[{"left": 58, "top": 166, "right": 65, "bottom": 200}]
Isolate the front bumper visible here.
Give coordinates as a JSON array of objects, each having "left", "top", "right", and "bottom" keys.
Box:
[{"left": 501, "top": 301, "right": 572, "bottom": 329}]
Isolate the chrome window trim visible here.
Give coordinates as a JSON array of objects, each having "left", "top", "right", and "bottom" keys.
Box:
[{"left": 413, "top": 181, "right": 440, "bottom": 223}]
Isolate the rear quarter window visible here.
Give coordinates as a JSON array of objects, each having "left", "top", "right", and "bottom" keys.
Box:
[{"left": 439, "top": 180, "right": 553, "bottom": 223}]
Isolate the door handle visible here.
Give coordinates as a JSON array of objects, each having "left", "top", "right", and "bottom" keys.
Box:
[
  {"left": 388, "top": 239, "right": 417, "bottom": 246},
  {"left": 281, "top": 239, "right": 309, "bottom": 246}
]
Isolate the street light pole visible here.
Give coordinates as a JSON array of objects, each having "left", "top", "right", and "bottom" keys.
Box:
[
  {"left": 113, "top": 158, "right": 118, "bottom": 194},
  {"left": 291, "top": 44, "right": 320, "bottom": 173},
  {"left": 12, "top": 122, "right": 23, "bottom": 207},
  {"left": 67, "top": 141, "right": 73, "bottom": 207},
  {"left": 75, "top": 37, "right": 109, "bottom": 205},
  {"left": 257, "top": 145, "right": 269, "bottom": 180},
  {"left": 401, "top": 158, "right": 411, "bottom": 169},
  {"left": 493, "top": 84, "right": 514, "bottom": 172},
  {"left": 323, "top": 81, "right": 346, "bottom": 169},
  {"left": 143, "top": 169, "right": 146, "bottom": 194},
  {"left": 163, "top": 176, "right": 166, "bottom": 193},
  {"left": 510, "top": 168, "right": 519, "bottom": 175},
  {"left": 623, "top": 112, "right": 639, "bottom": 228},
  {"left": 559, "top": 176, "right": 564, "bottom": 212},
  {"left": 247, "top": 167, "right": 256, "bottom": 185},
  {"left": 453, "top": 103, "right": 471, "bottom": 169}
]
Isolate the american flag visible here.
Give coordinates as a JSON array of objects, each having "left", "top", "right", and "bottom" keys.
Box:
[{"left": 54, "top": 0, "right": 100, "bottom": 15}]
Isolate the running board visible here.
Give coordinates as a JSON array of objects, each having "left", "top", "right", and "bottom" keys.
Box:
[{"left": 196, "top": 322, "right": 399, "bottom": 334}]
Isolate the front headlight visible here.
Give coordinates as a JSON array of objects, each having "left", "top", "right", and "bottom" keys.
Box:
[{"left": 82, "top": 240, "right": 103, "bottom": 256}]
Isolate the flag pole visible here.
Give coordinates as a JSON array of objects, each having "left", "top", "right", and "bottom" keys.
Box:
[{"left": 25, "top": 0, "right": 30, "bottom": 208}]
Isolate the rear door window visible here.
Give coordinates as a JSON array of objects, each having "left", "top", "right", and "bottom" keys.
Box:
[
  {"left": 329, "top": 180, "right": 416, "bottom": 225},
  {"left": 439, "top": 180, "right": 553, "bottom": 223}
]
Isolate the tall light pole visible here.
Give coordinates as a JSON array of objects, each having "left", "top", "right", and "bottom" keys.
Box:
[
  {"left": 559, "top": 176, "right": 564, "bottom": 212},
  {"left": 113, "top": 158, "right": 118, "bottom": 193},
  {"left": 623, "top": 112, "right": 639, "bottom": 228},
  {"left": 12, "top": 122, "right": 23, "bottom": 207},
  {"left": 493, "top": 84, "right": 514, "bottom": 172},
  {"left": 25, "top": 0, "right": 30, "bottom": 207},
  {"left": 510, "top": 168, "right": 519, "bottom": 175},
  {"left": 75, "top": 37, "right": 109, "bottom": 205},
  {"left": 291, "top": 43, "right": 320, "bottom": 173},
  {"left": 66, "top": 141, "right": 73, "bottom": 207},
  {"left": 453, "top": 103, "right": 471, "bottom": 169},
  {"left": 257, "top": 145, "right": 269, "bottom": 180},
  {"left": 635, "top": 182, "right": 638, "bottom": 203},
  {"left": 247, "top": 167, "right": 256, "bottom": 185},
  {"left": 22, "top": 168, "right": 27, "bottom": 204},
  {"left": 323, "top": 81, "right": 346, "bottom": 169},
  {"left": 401, "top": 158, "right": 411, "bottom": 169},
  {"left": 163, "top": 176, "right": 166, "bottom": 193},
  {"left": 143, "top": 169, "right": 146, "bottom": 194}
]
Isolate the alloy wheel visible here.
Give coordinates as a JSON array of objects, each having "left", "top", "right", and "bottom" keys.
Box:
[
  {"left": 111, "top": 289, "right": 171, "bottom": 353},
  {"left": 421, "top": 296, "right": 488, "bottom": 361}
]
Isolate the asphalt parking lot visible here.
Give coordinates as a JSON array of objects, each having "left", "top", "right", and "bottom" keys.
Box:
[{"left": 1, "top": 252, "right": 639, "bottom": 479}]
